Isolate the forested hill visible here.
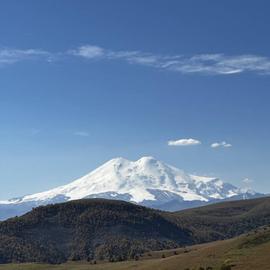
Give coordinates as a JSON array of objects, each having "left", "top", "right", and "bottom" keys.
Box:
[
  {"left": 0, "top": 199, "right": 191, "bottom": 264},
  {"left": 1, "top": 197, "right": 270, "bottom": 264}
]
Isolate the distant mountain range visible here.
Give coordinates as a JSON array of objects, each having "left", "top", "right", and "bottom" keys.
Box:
[{"left": 0, "top": 156, "right": 264, "bottom": 220}]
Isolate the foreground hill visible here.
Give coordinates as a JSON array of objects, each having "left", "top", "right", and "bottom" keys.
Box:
[
  {"left": 0, "top": 199, "right": 191, "bottom": 264},
  {"left": 1, "top": 225, "right": 270, "bottom": 269},
  {"left": 1, "top": 197, "right": 270, "bottom": 265},
  {"left": 0, "top": 156, "right": 262, "bottom": 220}
]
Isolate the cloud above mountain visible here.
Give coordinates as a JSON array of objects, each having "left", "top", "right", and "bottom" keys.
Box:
[
  {"left": 211, "top": 141, "right": 232, "bottom": 148},
  {"left": 168, "top": 138, "right": 201, "bottom": 146},
  {"left": 243, "top": 178, "right": 253, "bottom": 184}
]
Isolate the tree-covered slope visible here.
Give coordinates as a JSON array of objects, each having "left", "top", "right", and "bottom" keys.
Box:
[
  {"left": 170, "top": 196, "right": 270, "bottom": 242},
  {"left": 0, "top": 199, "right": 191, "bottom": 264},
  {"left": 1, "top": 197, "right": 270, "bottom": 264}
]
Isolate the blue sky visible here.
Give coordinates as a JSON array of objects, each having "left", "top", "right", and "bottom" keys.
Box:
[{"left": 0, "top": 0, "right": 270, "bottom": 199}]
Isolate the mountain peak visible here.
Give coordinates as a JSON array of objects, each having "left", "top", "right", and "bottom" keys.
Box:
[
  {"left": 137, "top": 156, "right": 157, "bottom": 162},
  {"left": 136, "top": 156, "right": 159, "bottom": 165},
  {"left": 107, "top": 157, "right": 131, "bottom": 163},
  {"left": 100, "top": 157, "right": 131, "bottom": 168}
]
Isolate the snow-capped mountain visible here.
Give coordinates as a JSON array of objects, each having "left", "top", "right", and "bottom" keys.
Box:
[{"left": 0, "top": 156, "right": 263, "bottom": 220}]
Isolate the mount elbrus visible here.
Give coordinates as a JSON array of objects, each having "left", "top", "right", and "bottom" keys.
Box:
[{"left": 0, "top": 156, "right": 262, "bottom": 220}]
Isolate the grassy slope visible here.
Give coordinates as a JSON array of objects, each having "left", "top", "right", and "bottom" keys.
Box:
[
  {"left": 2, "top": 226, "right": 270, "bottom": 270},
  {"left": 168, "top": 196, "right": 270, "bottom": 243}
]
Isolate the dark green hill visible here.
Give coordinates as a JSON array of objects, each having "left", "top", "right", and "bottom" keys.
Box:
[
  {"left": 1, "top": 197, "right": 270, "bottom": 265},
  {"left": 170, "top": 196, "right": 270, "bottom": 243},
  {"left": 0, "top": 199, "right": 191, "bottom": 264}
]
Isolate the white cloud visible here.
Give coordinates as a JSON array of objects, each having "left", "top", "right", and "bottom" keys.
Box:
[
  {"left": 242, "top": 178, "right": 253, "bottom": 184},
  {"left": 74, "top": 131, "right": 89, "bottom": 137},
  {"left": 168, "top": 138, "right": 201, "bottom": 146},
  {"left": 70, "top": 45, "right": 270, "bottom": 75},
  {"left": 0, "top": 48, "right": 50, "bottom": 65},
  {"left": 71, "top": 45, "right": 104, "bottom": 59},
  {"left": 70, "top": 45, "right": 160, "bottom": 67},
  {"left": 211, "top": 141, "right": 232, "bottom": 148},
  {"left": 3, "top": 44, "right": 270, "bottom": 76}
]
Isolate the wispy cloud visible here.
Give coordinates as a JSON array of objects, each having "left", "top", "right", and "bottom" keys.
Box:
[
  {"left": 74, "top": 131, "right": 89, "bottom": 137},
  {"left": 0, "top": 48, "right": 51, "bottom": 66},
  {"left": 71, "top": 45, "right": 104, "bottom": 59},
  {"left": 211, "top": 141, "right": 232, "bottom": 148},
  {"left": 70, "top": 45, "right": 270, "bottom": 75},
  {"left": 70, "top": 45, "right": 161, "bottom": 67},
  {"left": 2, "top": 44, "right": 270, "bottom": 75},
  {"left": 168, "top": 138, "right": 201, "bottom": 146},
  {"left": 242, "top": 178, "right": 253, "bottom": 184}
]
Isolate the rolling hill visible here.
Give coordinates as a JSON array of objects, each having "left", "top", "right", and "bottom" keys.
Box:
[
  {"left": 0, "top": 199, "right": 191, "bottom": 264},
  {"left": 170, "top": 196, "right": 270, "bottom": 243},
  {"left": 0, "top": 196, "right": 270, "bottom": 265}
]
